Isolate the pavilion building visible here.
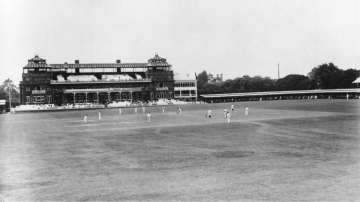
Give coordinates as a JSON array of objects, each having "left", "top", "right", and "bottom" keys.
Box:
[
  {"left": 174, "top": 73, "right": 197, "bottom": 101},
  {"left": 20, "top": 54, "right": 178, "bottom": 105}
]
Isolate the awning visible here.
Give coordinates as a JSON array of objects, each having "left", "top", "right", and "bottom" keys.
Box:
[{"left": 200, "top": 88, "right": 360, "bottom": 98}]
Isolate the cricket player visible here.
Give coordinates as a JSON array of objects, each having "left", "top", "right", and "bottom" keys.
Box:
[
  {"left": 231, "top": 105, "right": 235, "bottom": 111},
  {"left": 119, "top": 108, "right": 122, "bottom": 115},
  {"left": 178, "top": 106, "right": 182, "bottom": 114},
  {"left": 146, "top": 112, "right": 151, "bottom": 122},
  {"left": 98, "top": 111, "right": 102, "bottom": 120},
  {"left": 134, "top": 107, "right": 138, "bottom": 113},
  {"left": 207, "top": 109, "right": 212, "bottom": 118},
  {"left": 83, "top": 114, "right": 88, "bottom": 123},
  {"left": 142, "top": 106, "right": 146, "bottom": 114},
  {"left": 226, "top": 111, "right": 231, "bottom": 123},
  {"left": 162, "top": 106, "right": 165, "bottom": 113},
  {"left": 224, "top": 108, "right": 228, "bottom": 118},
  {"left": 245, "top": 107, "right": 249, "bottom": 116}
]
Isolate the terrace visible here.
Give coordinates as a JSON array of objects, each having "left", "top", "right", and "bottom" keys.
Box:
[{"left": 51, "top": 74, "right": 151, "bottom": 84}]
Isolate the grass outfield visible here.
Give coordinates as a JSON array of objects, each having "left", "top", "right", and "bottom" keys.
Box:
[{"left": 0, "top": 100, "right": 359, "bottom": 201}]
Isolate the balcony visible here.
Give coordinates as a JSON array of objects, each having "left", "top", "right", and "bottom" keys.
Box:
[
  {"left": 156, "top": 87, "right": 169, "bottom": 91},
  {"left": 32, "top": 90, "right": 46, "bottom": 94},
  {"left": 51, "top": 78, "right": 151, "bottom": 84}
]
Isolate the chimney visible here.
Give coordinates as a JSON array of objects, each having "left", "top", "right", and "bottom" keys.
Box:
[
  {"left": 116, "top": 59, "right": 121, "bottom": 64},
  {"left": 75, "top": 60, "right": 79, "bottom": 64}
]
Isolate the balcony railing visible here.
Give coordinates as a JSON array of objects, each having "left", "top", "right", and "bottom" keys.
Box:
[
  {"left": 51, "top": 78, "right": 151, "bottom": 84},
  {"left": 156, "top": 87, "right": 169, "bottom": 91},
  {"left": 32, "top": 90, "right": 46, "bottom": 94}
]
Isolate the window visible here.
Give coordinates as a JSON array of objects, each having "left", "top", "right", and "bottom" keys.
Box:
[
  {"left": 33, "top": 96, "right": 45, "bottom": 103},
  {"left": 26, "top": 87, "right": 31, "bottom": 92},
  {"left": 66, "top": 68, "right": 75, "bottom": 73},
  {"left": 26, "top": 96, "right": 31, "bottom": 103},
  {"left": 104, "top": 68, "right": 116, "bottom": 72}
]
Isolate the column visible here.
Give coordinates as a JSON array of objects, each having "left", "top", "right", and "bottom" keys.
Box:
[
  {"left": 96, "top": 92, "right": 99, "bottom": 104},
  {"left": 85, "top": 92, "right": 88, "bottom": 103},
  {"left": 108, "top": 91, "right": 111, "bottom": 103},
  {"left": 73, "top": 92, "right": 76, "bottom": 104},
  {"left": 130, "top": 91, "right": 133, "bottom": 102}
]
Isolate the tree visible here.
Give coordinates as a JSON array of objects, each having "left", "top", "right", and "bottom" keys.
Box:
[
  {"left": 308, "top": 63, "right": 343, "bottom": 89},
  {"left": 0, "top": 79, "right": 20, "bottom": 107},
  {"left": 340, "top": 69, "right": 360, "bottom": 88},
  {"left": 309, "top": 63, "right": 360, "bottom": 89},
  {"left": 276, "top": 74, "right": 312, "bottom": 90},
  {"left": 196, "top": 70, "right": 208, "bottom": 89},
  {"left": 196, "top": 63, "right": 359, "bottom": 95},
  {"left": 197, "top": 75, "right": 277, "bottom": 94}
]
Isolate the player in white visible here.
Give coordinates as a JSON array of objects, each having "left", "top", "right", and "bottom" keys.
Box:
[
  {"left": 142, "top": 106, "right": 146, "bottom": 114},
  {"left": 83, "top": 114, "right": 88, "bottom": 123},
  {"left": 226, "top": 111, "right": 231, "bottom": 123},
  {"left": 162, "top": 106, "right": 165, "bottom": 113},
  {"left": 346, "top": 94, "right": 349, "bottom": 101},
  {"left": 224, "top": 108, "right": 228, "bottom": 118},
  {"left": 244, "top": 107, "right": 249, "bottom": 116},
  {"left": 177, "top": 106, "right": 182, "bottom": 114},
  {"left": 231, "top": 105, "right": 235, "bottom": 111},
  {"left": 146, "top": 112, "right": 151, "bottom": 122},
  {"left": 207, "top": 109, "right": 212, "bottom": 118},
  {"left": 134, "top": 107, "right": 138, "bottom": 113},
  {"left": 98, "top": 111, "right": 102, "bottom": 120},
  {"left": 119, "top": 108, "right": 122, "bottom": 115}
]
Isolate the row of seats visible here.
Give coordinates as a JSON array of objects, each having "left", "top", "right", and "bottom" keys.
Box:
[
  {"left": 67, "top": 75, "right": 98, "bottom": 82},
  {"left": 56, "top": 74, "right": 144, "bottom": 82}
]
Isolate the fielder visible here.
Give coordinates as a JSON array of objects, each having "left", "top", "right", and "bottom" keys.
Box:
[
  {"left": 98, "top": 111, "right": 102, "bottom": 120},
  {"left": 224, "top": 108, "right": 228, "bottom": 118},
  {"left": 146, "top": 112, "right": 152, "bottom": 122},
  {"left": 226, "top": 111, "right": 231, "bottom": 123},
  {"left": 207, "top": 109, "right": 212, "bottom": 118},
  {"left": 177, "top": 106, "right": 182, "bottom": 114},
  {"left": 83, "top": 114, "right": 88, "bottom": 123}
]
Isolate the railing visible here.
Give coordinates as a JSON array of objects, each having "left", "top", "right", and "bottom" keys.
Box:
[
  {"left": 174, "top": 87, "right": 197, "bottom": 91},
  {"left": 156, "top": 87, "right": 169, "bottom": 91},
  {"left": 51, "top": 78, "right": 151, "bottom": 84},
  {"left": 32, "top": 90, "right": 46, "bottom": 94},
  {"left": 63, "top": 87, "right": 143, "bottom": 93}
]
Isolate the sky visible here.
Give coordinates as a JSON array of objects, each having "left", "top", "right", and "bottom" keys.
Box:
[{"left": 0, "top": 0, "right": 360, "bottom": 84}]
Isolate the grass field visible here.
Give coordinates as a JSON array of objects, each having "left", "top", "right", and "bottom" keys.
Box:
[{"left": 0, "top": 100, "right": 359, "bottom": 201}]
